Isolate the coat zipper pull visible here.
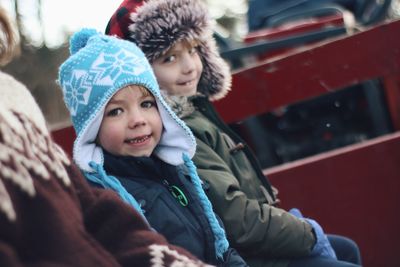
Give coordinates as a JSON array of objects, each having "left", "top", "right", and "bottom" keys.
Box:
[{"left": 163, "top": 179, "right": 189, "bottom": 207}]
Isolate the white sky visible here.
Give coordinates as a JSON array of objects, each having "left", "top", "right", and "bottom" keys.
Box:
[
  {"left": 0, "top": 0, "right": 121, "bottom": 48},
  {"left": 0, "top": 0, "right": 250, "bottom": 48}
]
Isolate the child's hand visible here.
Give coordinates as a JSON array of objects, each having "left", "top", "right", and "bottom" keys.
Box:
[
  {"left": 288, "top": 208, "right": 303, "bottom": 218},
  {"left": 288, "top": 208, "right": 337, "bottom": 260},
  {"left": 306, "top": 218, "right": 337, "bottom": 260}
]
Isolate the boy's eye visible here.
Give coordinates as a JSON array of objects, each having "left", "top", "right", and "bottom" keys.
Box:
[
  {"left": 106, "top": 108, "right": 123, "bottom": 117},
  {"left": 141, "top": 100, "right": 157, "bottom": 109},
  {"left": 189, "top": 46, "right": 199, "bottom": 55},
  {"left": 163, "top": 55, "right": 176, "bottom": 63}
]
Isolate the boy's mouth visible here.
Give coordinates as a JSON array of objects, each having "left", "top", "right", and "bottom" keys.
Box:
[
  {"left": 178, "top": 79, "right": 196, "bottom": 86},
  {"left": 125, "top": 135, "right": 151, "bottom": 144}
]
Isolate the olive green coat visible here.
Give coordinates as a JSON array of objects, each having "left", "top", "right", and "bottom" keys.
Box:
[{"left": 181, "top": 96, "right": 315, "bottom": 267}]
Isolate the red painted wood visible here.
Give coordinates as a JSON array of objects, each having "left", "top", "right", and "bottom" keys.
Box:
[
  {"left": 264, "top": 132, "right": 400, "bottom": 267},
  {"left": 212, "top": 20, "right": 400, "bottom": 267},
  {"left": 244, "top": 14, "right": 344, "bottom": 43},
  {"left": 244, "top": 14, "right": 346, "bottom": 61},
  {"left": 382, "top": 75, "right": 400, "bottom": 131},
  {"left": 215, "top": 20, "right": 400, "bottom": 124},
  {"left": 51, "top": 125, "right": 75, "bottom": 157}
]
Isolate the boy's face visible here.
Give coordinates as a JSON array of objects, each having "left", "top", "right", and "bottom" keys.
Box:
[
  {"left": 98, "top": 85, "right": 163, "bottom": 158},
  {"left": 151, "top": 40, "right": 203, "bottom": 97}
]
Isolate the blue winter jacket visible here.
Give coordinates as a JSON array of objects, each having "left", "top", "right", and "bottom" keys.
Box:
[{"left": 103, "top": 152, "right": 248, "bottom": 267}]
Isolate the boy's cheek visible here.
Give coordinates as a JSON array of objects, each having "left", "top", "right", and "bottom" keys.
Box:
[{"left": 98, "top": 125, "right": 121, "bottom": 147}]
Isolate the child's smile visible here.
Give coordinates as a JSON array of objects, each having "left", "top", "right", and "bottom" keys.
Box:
[
  {"left": 98, "top": 85, "right": 163, "bottom": 158},
  {"left": 125, "top": 134, "right": 151, "bottom": 145},
  {"left": 177, "top": 78, "right": 196, "bottom": 87}
]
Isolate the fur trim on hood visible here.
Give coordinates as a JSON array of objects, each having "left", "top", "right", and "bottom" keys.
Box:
[
  {"left": 160, "top": 91, "right": 195, "bottom": 119},
  {"left": 106, "top": 0, "right": 231, "bottom": 101}
]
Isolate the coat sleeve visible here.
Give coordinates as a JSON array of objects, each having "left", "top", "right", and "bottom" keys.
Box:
[
  {"left": 0, "top": 243, "right": 74, "bottom": 267},
  {"left": 193, "top": 132, "right": 315, "bottom": 258}
]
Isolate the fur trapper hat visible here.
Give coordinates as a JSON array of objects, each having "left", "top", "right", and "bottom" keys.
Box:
[{"left": 105, "top": 0, "right": 231, "bottom": 101}]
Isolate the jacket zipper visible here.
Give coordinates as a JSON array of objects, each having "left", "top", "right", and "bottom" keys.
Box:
[{"left": 162, "top": 179, "right": 189, "bottom": 207}]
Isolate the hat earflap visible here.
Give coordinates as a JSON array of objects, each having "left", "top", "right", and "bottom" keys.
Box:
[{"left": 197, "top": 37, "right": 231, "bottom": 101}]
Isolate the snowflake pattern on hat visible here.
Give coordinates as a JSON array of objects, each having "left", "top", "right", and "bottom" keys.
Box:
[
  {"left": 63, "top": 49, "right": 148, "bottom": 116},
  {"left": 63, "top": 70, "right": 91, "bottom": 116},
  {"left": 93, "top": 50, "right": 147, "bottom": 80}
]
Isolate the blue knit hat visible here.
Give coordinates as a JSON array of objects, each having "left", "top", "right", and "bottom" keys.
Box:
[{"left": 58, "top": 28, "right": 196, "bottom": 173}]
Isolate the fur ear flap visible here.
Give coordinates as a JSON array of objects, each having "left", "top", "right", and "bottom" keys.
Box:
[{"left": 196, "top": 38, "right": 231, "bottom": 101}]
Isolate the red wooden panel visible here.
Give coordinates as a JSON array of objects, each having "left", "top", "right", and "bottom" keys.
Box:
[
  {"left": 215, "top": 20, "right": 400, "bottom": 124},
  {"left": 51, "top": 125, "right": 75, "bottom": 157},
  {"left": 244, "top": 14, "right": 345, "bottom": 43},
  {"left": 382, "top": 75, "right": 400, "bottom": 130},
  {"left": 264, "top": 132, "right": 400, "bottom": 267}
]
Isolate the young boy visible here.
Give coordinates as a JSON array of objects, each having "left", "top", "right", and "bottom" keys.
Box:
[
  {"left": 0, "top": 9, "right": 211, "bottom": 267},
  {"left": 106, "top": 0, "right": 362, "bottom": 267},
  {"left": 58, "top": 28, "right": 247, "bottom": 267}
]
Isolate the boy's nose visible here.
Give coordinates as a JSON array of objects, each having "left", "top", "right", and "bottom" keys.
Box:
[
  {"left": 181, "top": 54, "right": 195, "bottom": 74},
  {"left": 128, "top": 119, "right": 146, "bottom": 128},
  {"left": 128, "top": 112, "right": 146, "bottom": 128}
]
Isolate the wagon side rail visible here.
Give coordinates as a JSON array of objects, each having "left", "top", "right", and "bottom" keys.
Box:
[{"left": 214, "top": 19, "right": 400, "bottom": 267}]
